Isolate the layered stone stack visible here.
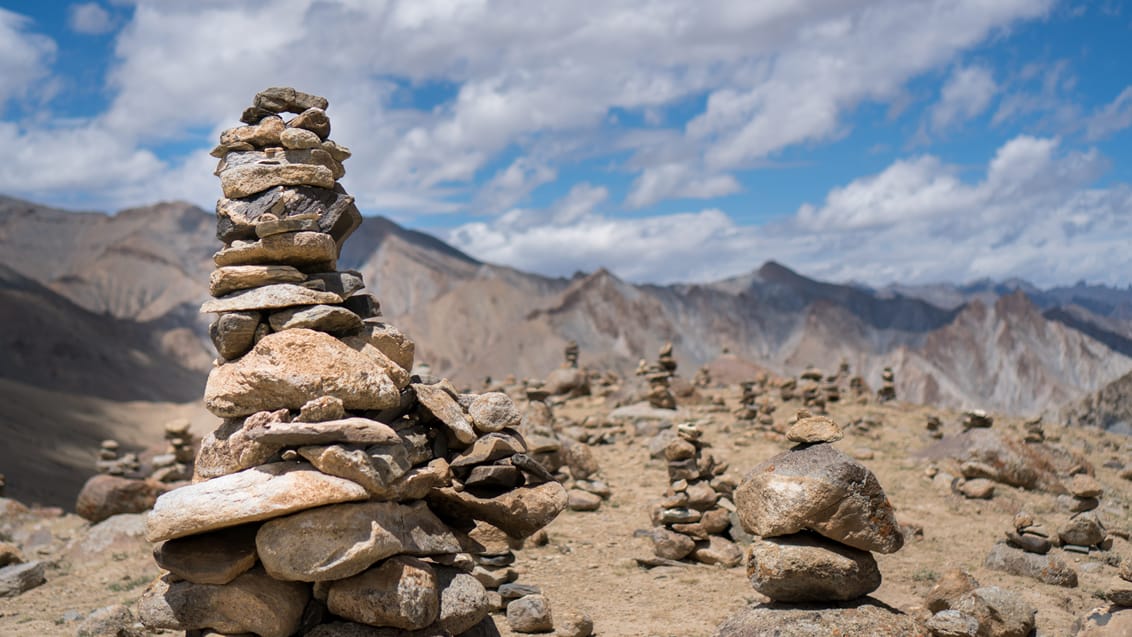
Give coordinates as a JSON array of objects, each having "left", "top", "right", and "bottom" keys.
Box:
[
  {"left": 755, "top": 396, "right": 777, "bottom": 430},
  {"left": 563, "top": 341, "right": 579, "bottom": 368},
  {"left": 657, "top": 342, "right": 677, "bottom": 375},
  {"left": 96, "top": 439, "right": 139, "bottom": 476},
  {"left": 150, "top": 420, "right": 195, "bottom": 483},
  {"left": 646, "top": 424, "right": 742, "bottom": 567},
  {"left": 734, "top": 382, "right": 759, "bottom": 422},
  {"left": 877, "top": 366, "right": 896, "bottom": 402},
  {"left": 1022, "top": 417, "right": 1044, "bottom": 443},
  {"left": 136, "top": 88, "right": 568, "bottom": 637},
  {"left": 821, "top": 371, "right": 841, "bottom": 404},
  {"left": 848, "top": 375, "right": 869, "bottom": 403},
  {"left": 778, "top": 377, "right": 797, "bottom": 402},
  {"left": 926, "top": 415, "right": 943, "bottom": 439},
  {"left": 726, "top": 413, "right": 906, "bottom": 618},
  {"left": 519, "top": 386, "right": 610, "bottom": 513},
  {"left": 962, "top": 409, "right": 993, "bottom": 430},
  {"left": 646, "top": 371, "right": 676, "bottom": 410},
  {"left": 1058, "top": 474, "right": 1110, "bottom": 552},
  {"left": 798, "top": 367, "right": 824, "bottom": 413},
  {"left": 693, "top": 365, "right": 712, "bottom": 388}
]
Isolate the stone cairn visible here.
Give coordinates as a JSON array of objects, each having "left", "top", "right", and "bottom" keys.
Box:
[
  {"left": 961, "top": 409, "right": 993, "bottom": 431},
  {"left": 876, "top": 366, "right": 896, "bottom": 402},
  {"left": 1058, "top": 473, "right": 1110, "bottom": 553},
  {"left": 734, "top": 382, "right": 759, "bottom": 422},
  {"left": 778, "top": 377, "right": 797, "bottom": 402},
  {"left": 925, "top": 415, "right": 943, "bottom": 439},
  {"left": 137, "top": 88, "right": 569, "bottom": 637},
  {"left": 96, "top": 439, "right": 139, "bottom": 476},
  {"left": 644, "top": 424, "right": 742, "bottom": 567},
  {"left": 717, "top": 412, "right": 910, "bottom": 633},
  {"left": 1022, "top": 416, "right": 1044, "bottom": 443},
  {"left": 563, "top": 340, "right": 579, "bottom": 368},
  {"left": 798, "top": 367, "right": 826, "bottom": 414},
  {"left": 149, "top": 420, "right": 196, "bottom": 483},
  {"left": 693, "top": 365, "right": 712, "bottom": 388}
]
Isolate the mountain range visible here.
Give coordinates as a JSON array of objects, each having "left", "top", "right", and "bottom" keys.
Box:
[{"left": 1, "top": 194, "right": 1130, "bottom": 503}]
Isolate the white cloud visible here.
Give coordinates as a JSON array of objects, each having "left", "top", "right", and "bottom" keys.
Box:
[
  {"left": 0, "top": 9, "right": 57, "bottom": 107},
  {"left": 68, "top": 3, "right": 115, "bottom": 35},
  {"left": 1085, "top": 85, "right": 1132, "bottom": 141},
  {"left": 0, "top": 0, "right": 1055, "bottom": 217},
  {"left": 475, "top": 157, "right": 557, "bottom": 213},
  {"left": 449, "top": 136, "right": 1130, "bottom": 287},
  {"left": 929, "top": 65, "right": 996, "bottom": 132}
]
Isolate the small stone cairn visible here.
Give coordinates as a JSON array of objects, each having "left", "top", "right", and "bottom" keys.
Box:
[
  {"left": 925, "top": 415, "right": 943, "bottom": 439},
  {"left": 1022, "top": 417, "right": 1044, "bottom": 443},
  {"left": 961, "top": 409, "right": 993, "bottom": 430},
  {"left": 519, "top": 385, "right": 611, "bottom": 513},
  {"left": 983, "top": 509, "right": 1078, "bottom": 588},
  {"left": 645, "top": 424, "right": 742, "bottom": 567},
  {"left": 798, "top": 366, "right": 825, "bottom": 413},
  {"left": 136, "top": 88, "right": 569, "bottom": 637},
  {"left": 693, "top": 365, "right": 712, "bottom": 388},
  {"left": 728, "top": 412, "right": 905, "bottom": 609},
  {"left": 1058, "top": 473, "right": 1111, "bottom": 552},
  {"left": 734, "top": 382, "right": 759, "bottom": 422},
  {"left": 563, "top": 340, "right": 579, "bottom": 368},
  {"left": 96, "top": 439, "right": 140, "bottom": 476},
  {"left": 149, "top": 420, "right": 196, "bottom": 483},
  {"left": 778, "top": 377, "right": 797, "bottom": 402},
  {"left": 876, "top": 366, "right": 896, "bottom": 402}
]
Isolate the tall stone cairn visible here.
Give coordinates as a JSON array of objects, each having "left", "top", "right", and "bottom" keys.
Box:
[{"left": 137, "top": 87, "right": 568, "bottom": 637}]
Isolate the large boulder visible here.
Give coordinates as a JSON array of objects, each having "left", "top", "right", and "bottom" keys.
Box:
[
  {"left": 745, "top": 533, "right": 881, "bottom": 602},
  {"left": 734, "top": 443, "right": 904, "bottom": 553},
  {"left": 75, "top": 475, "right": 166, "bottom": 523}
]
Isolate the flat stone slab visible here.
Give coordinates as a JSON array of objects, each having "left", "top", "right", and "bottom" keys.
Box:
[
  {"left": 714, "top": 600, "right": 924, "bottom": 637},
  {"left": 984, "top": 542, "right": 1078, "bottom": 587},
  {"left": 245, "top": 417, "right": 400, "bottom": 446},
  {"left": 154, "top": 524, "right": 259, "bottom": 585},
  {"left": 213, "top": 231, "right": 337, "bottom": 270},
  {"left": 145, "top": 462, "right": 368, "bottom": 542},
  {"left": 427, "top": 481, "right": 567, "bottom": 539},
  {"left": 209, "top": 265, "right": 307, "bottom": 297},
  {"left": 201, "top": 283, "right": 342, "bottom": 313},
  {"left": 746, "top": 533, "right": 881, "bottom": 602}
]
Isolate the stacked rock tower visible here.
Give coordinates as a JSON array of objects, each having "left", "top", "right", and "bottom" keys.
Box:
[
  {"left": 138, "top": 88, "right": 567, "bottom": 637},
  {"left": 716, "top": 412, "right": 918, "bottom": 634}
]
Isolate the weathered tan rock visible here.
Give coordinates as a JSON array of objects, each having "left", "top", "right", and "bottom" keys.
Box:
[
  {"left": 1069, "top": 474, "right": 1103, "bottom": 498},
  {"left": 341, "top": 324, "right": 413, "bottom": 387},
  {"left": 137, "top": 568, "right": 308, "bottom": 637},
  {"left": 746, "top": 533, "right": 881, "bottom": 602},
  {"left": 450, "top": 433, "right": 525, "bottom": 468},
  {"left": 254, "top": 87, "right": 329, "bottom": 113},
  {"left": 984, "top": 542, "right": 1077, "bottom": 587},
  {"left": 327, "top": 556, "right": 439, "bottom": 630},
  {"left": 218, "top": 155, "right": 336, "bottom": 198},
  {"left": 734, "top": 443, "right": 903, "bottom": 553},
  {"left": 691, "top": 536, "right": 742, "bottom": 567},
  {"left": 298, "top": 444, "right": 407, "bottom": 497},
  {"left": 561, "top": 439, "right": 600, "bottom": 480},
  {"left": 289, "top": 107, "right": 332, "bottom": 140},
  {"left": 650, "top": 527, "right": 696, "bottom": 560},
  {"left": 1075, "top": 607, "right": 1132, "bottom": 637},
  {"left": 428, "top": 481, "right": 567, "bottom": 539},
  {"left": 507, "top": 594, "right": 554, "bottom": 633},
  {"left": 786, "top": 414, "right": 844, "bottom": 444},
  {"left": 194, "top": 411, "right": 287, "bottom": 480},
  {"left": 1058, "top": 511, "right": 1106, "bottom": 547},
  {"left": 952, "top": 586, "right": 1036, "bottom": 637},
  {"left": 213, "top": 231, "right": 337, "bottom": 270},
  {"left": 209, "top": 311, "right": 261, "bottom": 359},
  {"left": 153, "top": 524, "right": 259, "bottom": 585},
  {"left": 469, "top": 392, "right": 521, "bottom": 434},
  {"left": 924, "top": 568, "right": 980, "bottom": 613},
  {"left": 414, "top": 382, "right": 477, "bottom": 444},
  {"left": 202, "top": 283, "right": 342, "bottom": 314},
  {"left": 75, "top": 475, "right": 166, "bottom": 524},
  {"left": 220, "top": 116, "right": 285, "bottom": 147},
  {"left": 269, "top": 304, "right": 362, "bottom": 334},
  {"left": 256, "top": 500, "right": 461, "bottom": 581},
  {"left": 145, "top": 462, "right": 368, "bottom": 542},
  {"left": 209, "top": 265, "right": 306, "bottom": 297},
  {"left": 280, "top": 127, "right": 322, "bottom": 149},
  {"left": 204, "top": 329, "right": 402, "bottom": 418}
]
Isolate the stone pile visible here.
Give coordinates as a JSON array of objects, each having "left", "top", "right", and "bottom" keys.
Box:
[
  {"left": 734, "top": 382, "right": 759, "bottom": 421},
  {"left": 1022, "top": 417, "right": 1044, "bottom": 443},
  {"left": 778, "top": 377, "right": 797, "bottom": 402},
  {"left": 848, "top": 375, "right": 869, "bottom": 403},
  {"left": 646, "top": 371, "right": 676, "bottom": 410},
  {"left": 821, "top": 371, "right": 841, "bottom": 404},
  {"left": 920, "top": 571, "right": 1037, "bottom": 637},
  {"left": 545, "top": 341, "right": 589, "bottom": 398},
  {"left": 798, "top": 367, "right": 825, "bottom": 413},
  {"left": 136, "top": 88, "right": 569, "bottom": 637},
  {"left": 149, "top": 419, "right": 195, "bottom": 483},
  {"left": 1057, "top": 473, "right": 1110, "bottom": 552},
  {"left": 96, "top": 439, "right": 139, "bottom": 476},
  {"left": 926, "top": 415, "right": 943, "bottom": 439},
  {"left": 519, "top": 386, "right": 611, "bottom": 513},
  {"left": 876, "top": 366, "right": 896, "bottom": 402},
  {"left": 732, "top": 413, "right": 904, "bottom": 603},
  {"left": 984, "top": 510, "right": 1078, "bottom": 587},
  {"left": 961, "top": 409, "right": 993, "bottom": 430},
  {"left": 657, "top": 342, "right": 677, "bottom": 375},
  {"left": 693, "top": 365, "right": 712, "bottom": 388},
  {"left": 563, "top": 340, "right": 579, "bottom": 368},
  {"left": 646, "top": 424, "right": 742, "bottom": 567}
]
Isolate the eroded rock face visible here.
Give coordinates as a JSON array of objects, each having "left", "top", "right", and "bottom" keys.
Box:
[
  {"left": 745, "top": 533, "right": 882, "bottom": 602},
  {"left": 204, "top": 329, "right": 403, "bottom": 418},
  {"left": 256, "top": 501, "right": 461, "bottom": 581},
  {"left": 734, "top": 443, "right": 904, "bottom": 554},
  {"left": 137, "top": 568, "right": 309, "bottom": 637},
  {"left": 145, "top": 462, "right": 368, "bottom": 542}
]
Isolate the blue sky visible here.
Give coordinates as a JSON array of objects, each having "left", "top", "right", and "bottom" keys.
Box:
[{"left": 1, "top": 1, "right": 1130, "bottom": 286}]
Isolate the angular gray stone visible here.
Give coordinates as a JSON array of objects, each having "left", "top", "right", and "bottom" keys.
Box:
[
  {"left": 437, "top": 568, "right": 490, "bottom": 635},
  {"left": 983, "top": 542, "right": 1077, "bottom": 587},
  {"left": 254, "top": 87, "right": 329, "bottom": 113},
  {"left": 734, "top": 443, "right": 904, "bottom": 553},
  {"left": 209, "top": 311, "right": 261, "bottom": 359},
  {"left": 247, "top": 417, "right": 400, "bottom": 446},
  {"left": 415, "top": 383, "right": 477, "bottom": 445},
  {"left": 269, "top": 304, "right": 362, "bottom": 334},
  {"left": 0, "top": 561, "right": 45, "bottom": 598},
  {"left": 714, "top": 602, "right": 922, "bottom": 637},
  {"left": 925, "top": 610, "right": 980, "bottom": 637},
  {"left": 327, "top": 556, "right": 439, "bottom": 630},
  {"left": 204, "top": 329, "right": 402, "bottom": 418},
  {"left": 153, "top": 524, "right": 259, "bottom": 585},
  {"left": 451, "top": 433, "right": 525, "bottom": 468},
  {"left": 145, "top": 462, "right": 368, "bottom": 542},
  {"left": 209, "top": 265, "right": 306, "bottom": 297},
  {"left": 215, "top": 185, "right": 360, "bottom": 249},
  {"left": 952, "top": 586, "right": 1035, "bottom": 637},
  {"left": 746, "top": 533, "right": 881, "bottom": 602},
  {"left": 428, "top": 481, "right": 567, "bottom": 539},
  {"left": 137, "top": 568, "right": 308, "bottom": 637},
  {"left": 306, "top": 270, "right": 365, "bottom": 297},
  {"left": 256, "top": 500, "right": 461, "bottom": 581},
  {"left": 507, "top": 594, "right": 554, "bottom": 633},
  {"left": 76, "top": 604, "right": 143, "bottom": 637},
  {"left": 194, "top": 411, "right": 287, "bottom": 480}
]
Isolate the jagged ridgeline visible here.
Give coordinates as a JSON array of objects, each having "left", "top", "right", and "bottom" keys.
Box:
[{"left": 136, "top": 87, "right": 568, "bottom": 637}]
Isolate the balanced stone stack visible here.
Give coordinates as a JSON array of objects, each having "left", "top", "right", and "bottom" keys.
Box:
[
  {"left": 137, "top": 88, "right": 568, "bottom": 637},
  {"left": 985, "top": 510, "right": 1078, "bottom": 587},
  {"left": 563, "top": 341, "right": 579, "bottom": 368},
  {"left": 150, "top": 419, "right": 195, "bottom": 483},
  {"left": 798, "top": 367, "right": 825, "bottom": 413},
  {"left": 734, "top": 382, "right": 759, "bottom": 422},
  {"left": 778, "top": 377, "right": 797, "bottom": 402},
  {"left": 1058, "top": 474, "right": 1110, "bottom": 552},
  {"left": 1022, "top": 417, "right": 1044, "bottom": 443},
  {"left": 647, "top": 424, "right": 742, "bottom": 567},
  {"left": 925, "top": 415, "right": 943, "bottom": 439},
  {"left": 646, "top": 371, "right": 676, "bottom": 410},
  {"left": 657, "top": 342, "right": 677, "bottom": 375},
  {"left": 821, "top": 371, "right": 841, "bottom": 404},
  {"left": 876, "top": 366, "right": 896, "bottom": 402},
  {"left": 962, "top": 409, "right": 993, "bottom": 430},
  {"left": 96, "top": 439, "right": 139, "bottom": 476},
  {"left": 732, "top": 413, "right": 905, "bottom": 604},
  {"left": 693, "top": 365, "right": 712, "bottom": 388}
]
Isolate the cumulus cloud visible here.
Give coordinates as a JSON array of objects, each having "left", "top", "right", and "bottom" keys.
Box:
[
  {"left": 0, "top": 9, "right": 57, "bottom": 107},
  {"left": 68, "top": 3, "right": 115, "bottom": 35},
  {"left": 449, "top": 136, "right": 1130, "bottom": 287},
  {"left": 0, "top": 0, "right": 1054, "bottom": 215},
  {"left": 929, "top": 65, "right": 996, "bottom": 132}
]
